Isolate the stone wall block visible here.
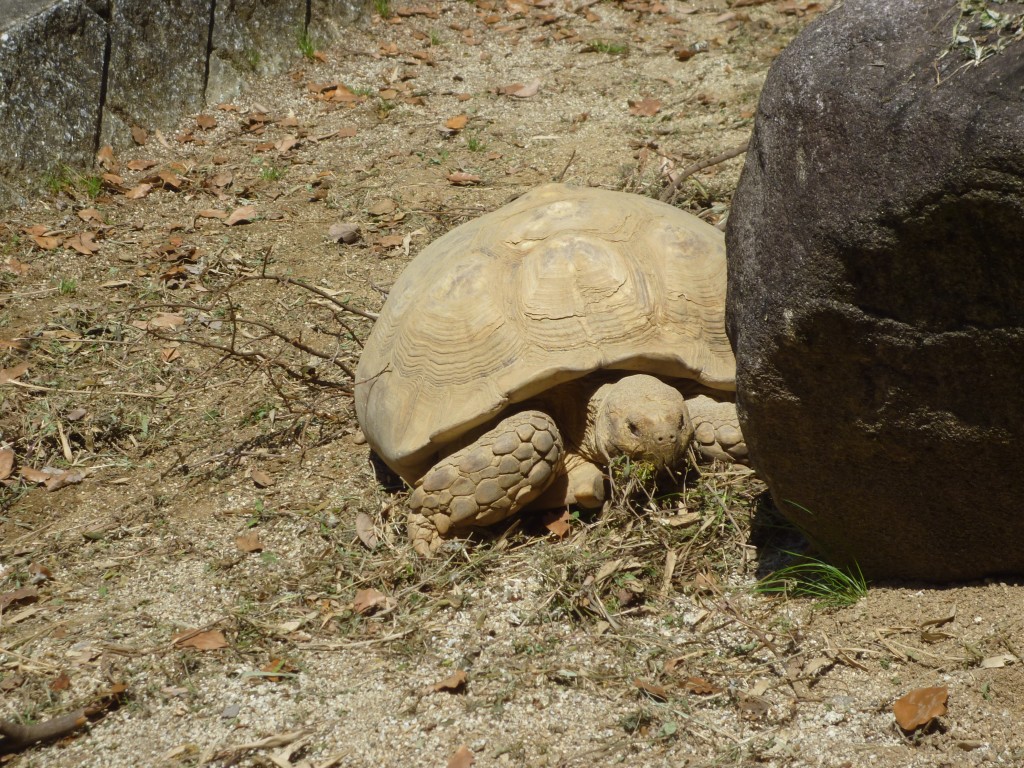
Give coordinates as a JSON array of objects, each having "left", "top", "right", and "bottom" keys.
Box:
[
  {"left": 311, "top": 0, "right": 366, "bottom": 44},
  {"left": 0, "top": 0, "right": 106, "bottom": 178},
  {"left": 100, "top": 0, "right": 212, "bottom": 147},
  {"left": 0, "top": 0, "right": 367, "bottom": 206},
  {"left": 207, "top": 1, "right": 307, "bottom": 104}
]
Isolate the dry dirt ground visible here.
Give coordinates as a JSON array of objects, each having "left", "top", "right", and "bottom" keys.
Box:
[{"left": 2, "top": 1, "right": 1024, "bottom": 766}]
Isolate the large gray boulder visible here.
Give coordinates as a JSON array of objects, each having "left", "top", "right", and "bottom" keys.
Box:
[{"left": 726, "top": 0, "right": 1024, "bottom": 581}]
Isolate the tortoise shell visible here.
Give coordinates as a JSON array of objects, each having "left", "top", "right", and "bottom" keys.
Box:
[{"left": 354, "top": 183, "right": 735, "bottom": 481}]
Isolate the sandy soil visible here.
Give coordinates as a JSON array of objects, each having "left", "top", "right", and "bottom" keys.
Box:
[{"left": 2, "top": 1, "right": 1023, "bottom": 767}]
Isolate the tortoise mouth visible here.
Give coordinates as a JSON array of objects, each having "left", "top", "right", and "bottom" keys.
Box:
[{"left": 603, "top": 439, "right": 684, "bottom": 469}]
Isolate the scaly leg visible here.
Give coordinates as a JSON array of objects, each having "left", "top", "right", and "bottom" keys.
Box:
[
  {"left": 685, "top": 395, "right": 748, "bottom": 464},
  {"left": 407, "top": 411, "right": 563, "bottom": 555}
]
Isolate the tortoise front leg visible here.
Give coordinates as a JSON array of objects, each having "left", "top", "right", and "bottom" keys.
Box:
[
  {"left": 685, "top": 395, "right": 748, "bottom": 464},
  {"left": 530, "top": 453, "right": 606, "bottom": 510},
  {"left": 407, "top": 411, "right": 564, "bottom": 556}
]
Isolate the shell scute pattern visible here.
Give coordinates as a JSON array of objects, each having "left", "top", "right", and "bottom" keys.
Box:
[{"left": 355, "top": 183, "right": 734, "bottom": 483}]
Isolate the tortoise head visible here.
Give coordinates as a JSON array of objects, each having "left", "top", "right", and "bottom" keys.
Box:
[{"left": 592, "top": 374, "right": 692, "bottom": 468}]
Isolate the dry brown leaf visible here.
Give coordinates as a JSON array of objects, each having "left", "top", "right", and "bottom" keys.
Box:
[
  {"left": 275, "top": 136, "right": 299, "bottom": 153},
  {"left": 447, "top": 172, "right": 481, "bottom": 186},
  {"left": 662, "top": 656, "right": 687, "bottom": 674},
  {"left": 131, "top": 125, "right": 148, "bottom": 144},
  {"left": 148, "top": 312, "right": 185, "bottom": 329},
  {"left": 397, "top": 5, "right": 439, "bottom": 17},
  {"left": 102, "top": 172, "right": 126, "bottom": 189},
  {"left": 329, "top": 90, "right": 362, "bottom": 105},
  {"left": 662, "top": 511, "right": 701, "bottom": 527},
  {"left": 353, "top": 588, "right": 388, "bottom": 615},
  {"left": 77, "top": 208, "right": 104, "bottom": 224},
  {"left": 0, "top": 447, "right": 14, "bottom": 480},
  {"left": 124, "top": 183, "right": 153, "bottom": 199},
  {"left": 20, "top": 467, "right": 49, "bottom": 483},
  {"left": 0, "top": 586, "right": 37, "bottom": 610},
  {"left": 50, "top": 672, "right": 71, "bottom": 692},
  {"left": 28, "top": 562, "right": 52, "bottom": 579},
  {"left": 377, "top": 234, "right": 406, "bottom": 249},
  {"left": 980, "top": 654, "right": 1017, "bottom": 669},
  {"left": 336, "top": 126, "right": 357, "bottom": 138},
  {"left": 355, "top": 512, "right": 379, "bottom": 550},
  {"left": 160, "top": 347, "right": 180, "bottom": 363},
  {"left": 0, "top": 362, "right": 29, "bottom": 383},
  {"left": 628, "top": 97, "right": 662, "bottom": 116},
  {"left": 126, "top": 159, "right": 157, "bottom": 171},
  {"left": 66, "top": 232, "right": 100, "bottom": 255},
  {"left": 367, "top": 198, "right": 396, "bottom": 216},
  {"left": 197, "top": 114, "right": 217, "bottom": 130},
  {"left": 307, "top": 80, "right": 336, "bottom": 94},
  {"left": 44, "top": 470, "right": 83, "bottom": 492},
  {"left": 501, "top": 79, "right": 542, "bottom": 98},
  {"left": 542, "top": 508, "right": 571, "bottom": 539},
  {"left": 445, "top": 114, "right": 469, "bottom": 131},
  {"left": 225, "top": 205, "right": 257, "bottom": 226},
  {"left": 329, "top": 222, "right": 361, "bottom": 244},
  {"left": 197, "top": 208, "right": 227, "bottom": 219},
  {"left": 31, "top": 234, "right": 60, "bottom": 250},
  {"left": 428, "top": 669, "right": 468, "bottom": 694},
  {"left": 96, "top": 145, "right": 116, "bottom": 168},
  {"left": 634, "top": 679, "right": 668, "bottom": 700},
  {"left": 207, "top": 170, "right": 233, "bottom": 188},
  {"left": 684, "top": 676, "right": 720, "bottom": 695},
  {"left": 738, "top": 693, "right": 771, "bottom": 720},
  {"left": 448, "top": 745, "right": 475, "bottom": 768},
  {"left": 594, "top": 558, "right": 623, "bottom": 584},
  {"left": 236, "top": 532, "right": 264, "bottom": 552},
  {"left": 894, "top": 686, "right": 947, "bottom": 731},
  {"left": 258, "top": 658, "right": 297, "bottom": 683},
  {"left": 158, "top": 170, "right": 183, "bottom": 189},
  {"left": 173, "top": 629, "right": 229, "bottom": 650},
  {"left": 4, "top": 258, "right": 30, "bottom": 275},
  {"left": 0, "top": 675, "right": 24, "bottom": 691},
  {"left": 691, "top": 571, "right": 719, "bottom": 595},
  {"left": 251, "top": 470, "right": 274, "bottom": 488}
]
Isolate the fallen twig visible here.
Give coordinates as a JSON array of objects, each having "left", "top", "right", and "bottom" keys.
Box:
[
  {"left": 0, "top": 684, "right": 125, "bottom": 754},
  {"left": 659, "top": 139, "right": 750, "bottom": 203},
  {"left": 555, "top": 148, "right": 577, "bottom": 182},
  {"left": 0, "top": 710, "right": 91, "bottom": 752},
  {"left": 200, "top": 729, "right": 311, "bottom": 766}
]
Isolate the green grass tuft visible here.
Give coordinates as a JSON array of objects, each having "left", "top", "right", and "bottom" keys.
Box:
[
  {"left": 588, "top": 40, "right": 629, "bottom": 55},
  {"left": 755, "top": 553, "right": 867, "bottom": 608},
  {"left": 297, "top": 29, "right": 317, "bottom": 60}
]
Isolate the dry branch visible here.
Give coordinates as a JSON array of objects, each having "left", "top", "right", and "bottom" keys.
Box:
[
  {"left": 128, "top": 296, "right": 356, "bottom": 392},
  {"left": 0, "top": 710, "right": 90, "bottom": 752},
  {"left": 659, "top": 140, "right": 750, "bottom": 203},
  {"left": 0, "top": 685, "right": 124, "bottom": 754}
]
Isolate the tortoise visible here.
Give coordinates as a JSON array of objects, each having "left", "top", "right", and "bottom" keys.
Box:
[{"left": 354, "top": 183, "right": 746, "bottom": 555}]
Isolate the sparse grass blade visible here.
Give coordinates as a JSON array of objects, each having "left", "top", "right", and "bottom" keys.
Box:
[{"left": 755, "top": 553, "right": 867, "bottom": 608}]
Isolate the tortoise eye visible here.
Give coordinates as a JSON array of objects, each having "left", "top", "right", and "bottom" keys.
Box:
[{"left": 627, "top": 420, "right": 640, "bottom": 436}]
